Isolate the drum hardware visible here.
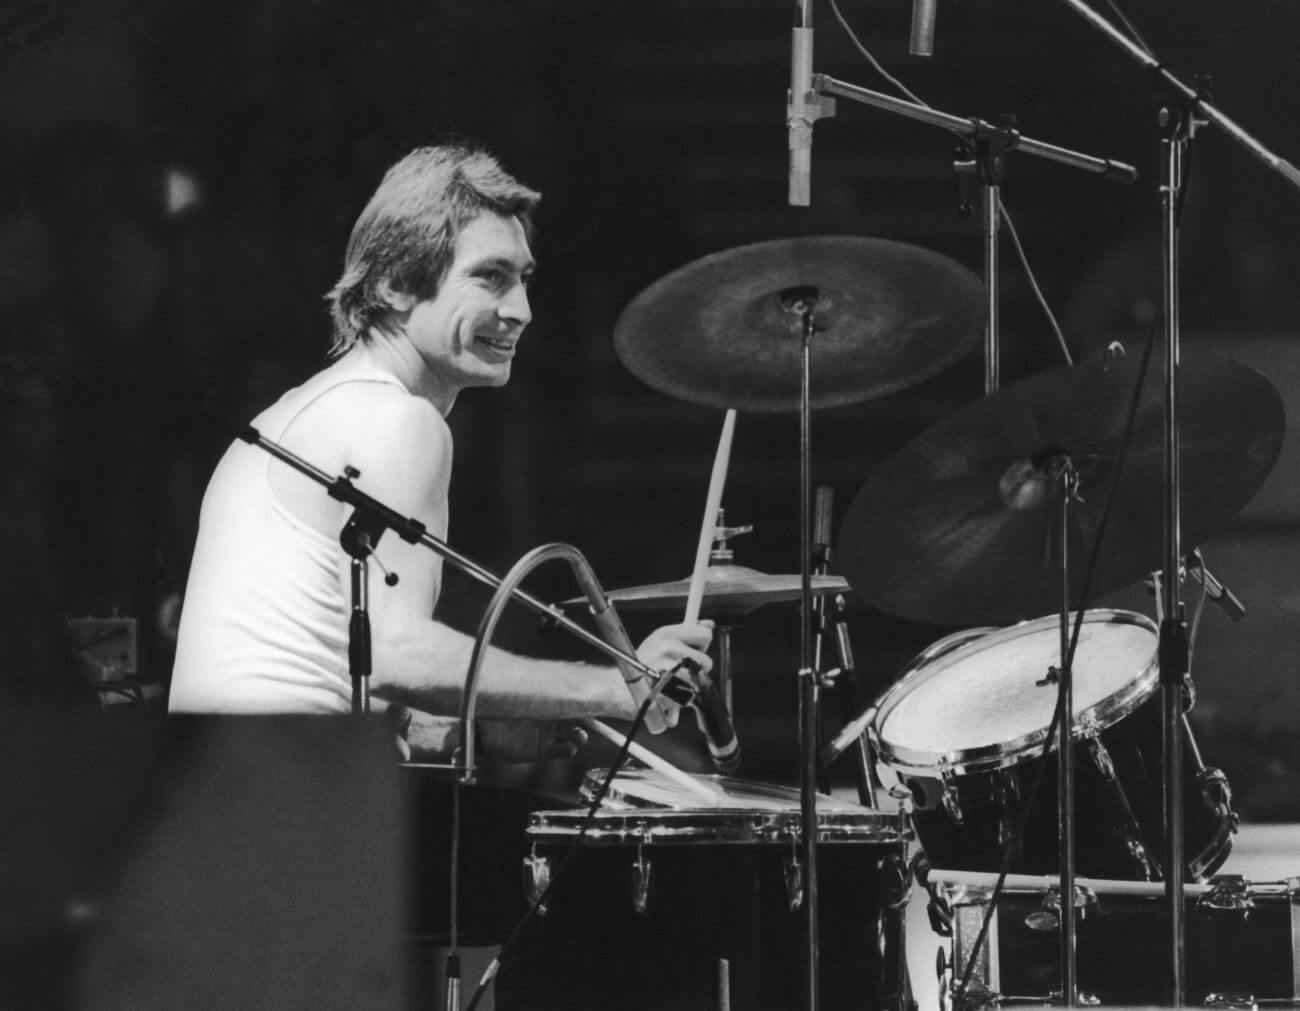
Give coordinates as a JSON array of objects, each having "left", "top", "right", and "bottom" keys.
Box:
[
  {"left": 872, "top": 610, "right": 1237, "bottom": 883},
  {"left": 631, "top": 835, "right": 653, "bottom": 915},
  {"left": 784, "top": 840, "right": 804, "bottom": 912},
  {"left": 1197, "top": 876, "right": 1255, "bottom": 918},
  {"left": 516, "top": 771, "right": 910, "bottom": 1008},
  {"left": 1048, "top": 3, "right": 1300, "bottom": 1000},
  {"left": 810, "top": 483, "right": 882, "bottom": 810},
  {"left": 521, "top": 848, "right": 550, "bottom": 908},
  {"left": 1026, "top": 886, "right": 1099, "bottom": 931}
]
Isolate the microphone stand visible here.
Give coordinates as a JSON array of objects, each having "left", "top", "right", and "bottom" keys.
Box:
[
  {"left": 1042, "top": 4, "right": 1300, "bottom": 1002},
  {"left": 809, "top": 75, "right": 1136, "bottom": 398},
  {"left": 804, "top": 67, "right": 1136, "bottom": 1011},
  {"left": 234, "top": 425, "right": 677, "bottom": 781}
]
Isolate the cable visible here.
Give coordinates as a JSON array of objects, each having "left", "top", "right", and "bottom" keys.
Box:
[
  {"left": 825, "top": 0, "right": 1075, "bottom": 368},
  {"left": 999, "top": 199, "right": 1074, "bottom": 367},
  {"left": 1101, "top": 0, "right": 1157, "bottom": 60},
  {"left": 463, "top": 692, "right": 660, "bottom": 1011}
]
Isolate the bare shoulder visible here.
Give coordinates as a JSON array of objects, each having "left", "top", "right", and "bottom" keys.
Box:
[{"left": 270, "top": 369, "right": 452, "bottom": 529}]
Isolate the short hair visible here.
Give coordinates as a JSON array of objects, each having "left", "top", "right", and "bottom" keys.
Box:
[{"left": 325, "top": 145, "right": 541, "bottom": 355}]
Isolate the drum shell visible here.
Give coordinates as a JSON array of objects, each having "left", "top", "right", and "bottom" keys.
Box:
[
  {"left": 944, "top": 878, "right": 1300, "bottom": 1007},
  {"left": 871, "top": 610, "right": 1235, "bottom": 880},
  {"left": 500, "top": 813, "right": 908, "bottom": 1011},
  {"left": 904, "top": 693, "right": 1234, "bottom": 880}
]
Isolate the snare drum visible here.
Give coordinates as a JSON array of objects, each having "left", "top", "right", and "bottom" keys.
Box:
[
  {"left": 496, "top": 770, "right": 911, "bottom": 1011},
  {"left": 870, "top": 609, "right": 1235, "bottom": 881}
]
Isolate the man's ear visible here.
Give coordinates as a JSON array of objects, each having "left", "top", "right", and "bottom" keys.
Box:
[{"left": 376, "top": 279, "right": 417, "bottom": 313}]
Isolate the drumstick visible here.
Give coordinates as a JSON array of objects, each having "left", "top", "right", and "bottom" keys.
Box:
[
  {"left": 583, "top": 717, "right": 720, "bottom": 806},
  {"left": 684, "top": 408, "right": 738, "bottom": 625}
]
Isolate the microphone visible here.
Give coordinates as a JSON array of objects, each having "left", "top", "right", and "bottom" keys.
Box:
[
  {"left": 682, "top": 660, "right": 741, "bottom": 773},
  {"left": 1187, "top": 550, "right": 1246, "bottom": 622},
  {"left": 787, "top": 3, "right": 833, "bottom": 206},
  {"left": 571, "top": 560, "right": 675, "bottom": 735},
  {"left": 909, "top": 0, "right": 937, "bottom": 56}
]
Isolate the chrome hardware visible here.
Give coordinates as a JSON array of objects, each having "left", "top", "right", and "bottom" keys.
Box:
[
  {"left": 631, "top": 836, "right": 653, "bottom": 915},
  {"left": 1204, "top": 994, "right": 1259, "bottom": 1009},
  {"left": 938, "top": 761, "right": 964, "bottom": 824},
  {"left": 1087, "top": 737, "right": 1116, "bottom": 781},
  {"left": 1126, "top": 836, "right": 1159, "bottom": 880},
  {"left": 522, "top": 847, "right": 551, "bottom": 908},
  {"left": 1198, "top": 876, "right": 1255, "bottom": 918},
  {"left": 1034, "top": 885, "right": 1098, "bottom": 926},
  {"left": 783, "top": 843, "right": 804, "bottom": 912}
]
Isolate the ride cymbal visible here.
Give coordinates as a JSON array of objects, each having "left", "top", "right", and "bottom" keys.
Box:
[
  {"left": 614, "top": 236, "right": 984, "bottom": 412},
  {"left": 837, "top": 351, "right": 1285, "bottom": 625}
]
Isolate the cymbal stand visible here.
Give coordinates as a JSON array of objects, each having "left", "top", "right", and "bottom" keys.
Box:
[
  {"left": 783, "top": 285, "right": 822, "bottom": 1011},
  {"left": 1052, "top": 458, "right": 1081, "bottom": 1007},
  {"left": 1044, "top": 5, "right": 1300, "bottom": 1002}
]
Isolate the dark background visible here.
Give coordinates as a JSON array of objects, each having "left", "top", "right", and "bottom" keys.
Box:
[{"left": 2, "top": 0, "right": 1298, "bottom": 816}]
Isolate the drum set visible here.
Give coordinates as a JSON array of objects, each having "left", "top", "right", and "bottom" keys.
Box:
[{"left": 472, "top": 229, "right": 1288, "bottom": 1011}]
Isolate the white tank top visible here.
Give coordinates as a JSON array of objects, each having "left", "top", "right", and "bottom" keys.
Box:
[{"left": 169, "top": 367, "right": 407, "bottom": 713}]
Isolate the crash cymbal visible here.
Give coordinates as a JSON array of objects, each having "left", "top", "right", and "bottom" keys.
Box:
[
  {"left": 838, "top": 352, "right": 1285, "bottom": 626},
  {"left": 614, "top": 236, "right": 984, "bottom": 412},
  {"left": 566, "top": 565, "right": 850, "bottom": 619}
]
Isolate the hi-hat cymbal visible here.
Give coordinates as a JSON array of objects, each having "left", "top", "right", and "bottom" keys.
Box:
[
  {"left": 838, "top": 352, "right": 1286, "bottom": 626},
  {"left": 614, "top": 236, "right": 985, "bottom": 412},
  {"left": 566, "top": 565, "right": 850, "bottom": 619}
]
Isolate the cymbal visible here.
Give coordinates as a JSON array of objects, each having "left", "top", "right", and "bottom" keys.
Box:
[
  {"left": 838, "top": 352, "right": 1286, "bottom": 626},
  {"left": 566, "top": 565, "right": 851, "bottom": 619},
  {"left": 614, "top": 236, "right": 985, "bottom": 412}
]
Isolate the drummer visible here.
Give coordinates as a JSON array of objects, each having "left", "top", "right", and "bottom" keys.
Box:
[{"left": 168, "top": 143, "right": 714, "bottom": 758}]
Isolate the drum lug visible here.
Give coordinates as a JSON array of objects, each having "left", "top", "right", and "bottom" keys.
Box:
[
  {"left": 1125, "top": 836, "right": 1160, "bottom": 880},
  {"left": 1087, "top": 736, "right": 1116, "bottom": 781},
  {"left": 1203, "top": 993, "right": 1261, "bottom": 1008},
  {"left": 1197, "top": 875, "right": 1256, "bottom": 919},
  {"left": 881, "top": 852, "right": 913, "bottom": 911},
  {"left": 1047, "top": 989, "right": 1101, "bottom": 1006},
  {"left": 783, "top": 844, "right": 804, "bottom": 912},
  {"left": 522, "top": 846, "right": 552, "bottom": 910},
  {"left": 1028, "top": 885, "right": 1099, "bottom": 930},
  {"left": 938, "top": 763, "right": 964, "bottom": 825},
  {"left": 631, "top": 839, "right": 653, "bottom": 916},
  {"left": 1199, "top": 765, "right": 1234, "bottom": 816}
]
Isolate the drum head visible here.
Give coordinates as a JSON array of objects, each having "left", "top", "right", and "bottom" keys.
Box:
[
  {"left": 872, "top": 609, "right": 1158, "bottom": 776},
  {"left": 528, "top": 769, "right": 907, "bottom": 846}
]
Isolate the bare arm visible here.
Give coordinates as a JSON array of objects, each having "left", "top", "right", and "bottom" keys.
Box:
[{"left": 310, "top": 392, "right": 711, "bottom": 719}]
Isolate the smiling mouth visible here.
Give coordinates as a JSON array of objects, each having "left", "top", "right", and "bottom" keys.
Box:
[{"left": 475, "top": 336, "right": 516, "bottom": 355}]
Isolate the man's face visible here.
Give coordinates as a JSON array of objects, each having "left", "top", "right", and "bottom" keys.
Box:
[{"left": 404, "top": 211, "right": 534, "bottom": 394}]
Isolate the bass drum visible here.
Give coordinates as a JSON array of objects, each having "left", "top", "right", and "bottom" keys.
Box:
[
  {"left": 496, "top": 769, "right": 912, "bottom": 1011},
  {"left": 870, "top": 609, "right": 1235, "bottom": 881}
]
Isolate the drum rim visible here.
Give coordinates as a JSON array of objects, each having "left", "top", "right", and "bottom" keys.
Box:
[
  {"left": 525, "top": 807, "right": 910, "bottom": 846},
  {"left": 869, "top": 608, "right": 1159, "bottom": 778}
]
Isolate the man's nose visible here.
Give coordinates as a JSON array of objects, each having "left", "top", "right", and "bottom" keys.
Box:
[{"left": 499, "top": 282, "right": 531, "bottom": 328}]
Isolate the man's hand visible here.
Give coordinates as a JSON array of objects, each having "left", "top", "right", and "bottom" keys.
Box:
[
  {"left": 632, "top": 620, "right": 715, "bottom": 726},
  {"left": 478, "top": 718, "right": 589, "bottom": 763}
]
